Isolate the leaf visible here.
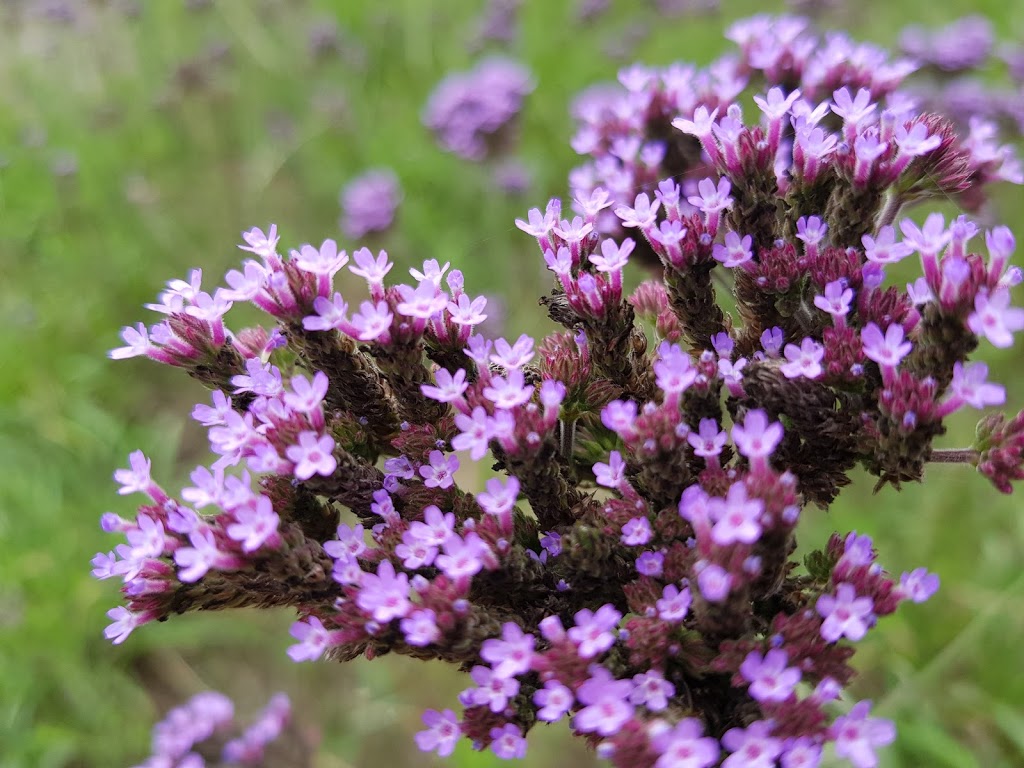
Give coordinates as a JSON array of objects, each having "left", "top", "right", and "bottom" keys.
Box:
[{"left": 897, "top": 719, "right": 981, "bottom": 768}]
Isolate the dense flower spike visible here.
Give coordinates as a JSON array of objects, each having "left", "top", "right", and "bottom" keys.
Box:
[{"left": 101, "top": 13, "right": 1024, "bottom": 768}]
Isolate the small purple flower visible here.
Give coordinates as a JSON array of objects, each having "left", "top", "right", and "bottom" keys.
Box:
[
  {"left": 861, "top": 323, "right": 912, "bottom": 369},
  {"left": 568, "top": 604, "right": 622, "bottom": 659},
  {"left": 817, "top": 583, "right": 875, "bottom": 642},
  {"left": 897, "top": 568, "right": 940, "bottom": 603},
  {"left": 469, "top": 665, "right": 520, "bottom": 712},
  {"left": 731, "top": 410, "right": 784, "bottom": 462},
  {"left": 713, "top": 231, "right": 755, "bottom": 268},
  {"left": 594, "top": 451, "right": 628, "bottom": 489},
  {"left": 481, "top": 622, "right": 536, "bottom": 679},
  {"left": 651, "top": 718, "right": 720, "bottom": 768},
  {"left": 697, "top": 564, "right": 732, "bottom": 603},
  {"left": 740, "top": 648, "right": 802, "bottom": 702},
  {"left": 436, "top": 532, "right": 491, "bottom": 580},
  {"left": 414, "top": 709, "right": 460, "bottom": 757},
  {"left": 636, "top": 550, "right": 664, "bottom": 577},
  {"left": 421, "top": 368, "right": 469, "bottom": 403},
  {"left": 780, "top": 337, "right": 825, "bottom": 379},
  {"left": 225, "top": 495, "right": 281, "bottom": 553},
  {"left": 621, "top": 516, "right": 652, "bottom": 546},
  {"left": 356, "top": 560, "right": 411, "bottom": 623},
  {"left": 629, "top": 669, "right": 674, "bottom": 711},
  {"left": 490, "top": 334, "right": 535, "bottom": 370},
  {"left": 573, "top": 666, "right": 635, "bottom": 736},
  {"left": 656, "top": 583, "right": 692, "bottom": 623},
  {"left": 419, "top": 450, "right": 459, "bottom": 490},
  {"left": 287, "top": 616, "right": 338, "bottom": 662},
  {"left": 710, "top": 482, "right": 765, "bottom": 546},
  {"left": 831, "top": 700, "right": 896, "bottom": 768},
  {"left": 968, "top": 287, "right": 1024, "bottom": 348},
  {"left": 862, "top": 226, "right": 913, "bottom": 265},
  {"left": 781, "top": 737, "right": 822, "bottom": 768},
  {"left": 490, "top": 723, "right": 528, "bottom": 760},
  {"left": 688, "top": 418, "right": 728, "bottom": 458},
  {"left": 401, "top": 608, "right": 441, "bottom": 647},
  {"left": 721, "top": 720, "right": 783, "bottom": 768},
  {"left": 534, "top": 679, "right": 574, "bottom": 722},
  {"left": 452, "top": 406, "right": 493, "bottom": 460},
  {"left": 813, "top": 279, "right": 854, "bottom": 319},
  {"left": 340, "top": 169, "right": 401, "bottom": 239}
]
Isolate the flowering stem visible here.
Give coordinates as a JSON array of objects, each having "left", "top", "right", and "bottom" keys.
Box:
[{"left": 927, "top": 448, "right": 978, "bottom": 464}]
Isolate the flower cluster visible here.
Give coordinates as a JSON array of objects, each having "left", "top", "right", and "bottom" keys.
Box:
[
  {"left": 569, "top": 13, "right": 1021, "bottom": 257},
  {"left": 422, "top": 56, "right": 534, "bottom": 161},
  {"left": 339, "top": 169, "right": 401, "bottom": 240},
  {"left": 100, "top": 15, "right": 1024, "bottom": 768},
  {"left": 131, "top": 691, "right": 293, "bottom": 768}
]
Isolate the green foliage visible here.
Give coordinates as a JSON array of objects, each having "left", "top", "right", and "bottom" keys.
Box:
[{"left": 2, "top": 1, "right": 1023, "bottom": 766}]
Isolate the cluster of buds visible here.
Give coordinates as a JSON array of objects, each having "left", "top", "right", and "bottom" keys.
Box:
[
  {"left": 131, "top": 691, "right": 295, "bottom": 768},
  {"left": 569, "top": 13, "right": 1021, "bottom": 257},
  {"left": 100, "top": 16, "right": 1024, "bottom": 768}
]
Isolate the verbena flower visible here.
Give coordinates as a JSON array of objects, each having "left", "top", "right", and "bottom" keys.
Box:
[{"left": 100, "top": 13, "right": 1024, "bottom": 768}]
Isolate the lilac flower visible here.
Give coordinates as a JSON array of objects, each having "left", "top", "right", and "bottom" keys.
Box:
[
  {"left": 349, "top": 247, "right": 393, "bottom": 285},
  {"left": 568, "top": 605, "right": 622, "bottom": 658},
  {"left": 356, "top": 560, "right": 411, "bottom": 623},
  {"left": 415, "top": 709, "right": 461, "bottom": 757},
  {"left": 589, "top": 238, "right": 635, "bottom": 272},
  {"left": 349, "top": 300, "right": 393, "bottom": 341},
  {"left": 740, "top": 648, "right": 801, "bottom": 702},
  {"left": 421, "top": 368, "right": 469, "bottom": 403},
  {"left": 469, "top": 665, "right": 520, "bottom": 712},
  {"left": 795, "top": 216, "right": 828, "bottom": 250},
  {"left": 287, "top": 616, "right": 338, "bottom": 662},
  {"left": 594, "top": 450, "right": 628, "bottom": 489},
  {"left": 114, "top": 450, "right": 163, "bottom": 501},
  {"left": 238, "top": 225, "right": 279, "bottom": 258},
  {"left": 721, "top": 720, "right": 783, "bottom": 768},
  {"left": 817, "top": 583, "right": 875, "bottom": 642},
  {"left": 324, "top": 523, "right": 368, "bottom": 560},
  {"left": 841, "top": 532, "right": 875, "bottom": 567},
  {"left": 436, "top": 532, "right": 491, "bottom": 580},
  {"left": 573, "top": 666, "right": 635, "bottom": 736},
  {"left": 225, "top": 496, "right": 281, "bottom": 553},
  {"left": 490, "top": 723, "right": 528, "bottom": 759},
  {"left": 814, "top": 280, "right": 854, "bottom": 319},
  {"left": 602, "top": 399, "right": 638, "bottom": 435},
  {"left": 232, "top": 358, "right": 283, "bottom": 397},
  {"left": 760, "top": 327, "right": 785, "bottom": 357},
  {"left": 109, "top": 322, "right": 153, "bottom": 360},
  {"left": 968, "top": 288, "right": 1024, "bottom": 348},
  {"left": 447, "top": 293, "right": 488, "bottom": 326},
  {"left": 651, "top": 718, "right": 720, "bottom": 768},
  {"left": 689, "top": 418, "right": 728, "bottom": 458},
  {"left": 285, "top": 371, "right": 329, "bottom": 415},
  {"left": 490, "top": 334, "right": 535, "bottom": 369},
  {"left": 780, "top": 337, "right": 825, "bottom": 379},
  {"left": 615, "top": 192, "right": 661, "bottom": 229},
  {"left": 406, "top": 505, "right": 455, "bottom": 548},
  {"left": 713, "top": 231, "right": 755, "bottom": 268},
  {"left": 636, "top": 550, "right": 665, "bottom": 577},
  {"left": 781, "top": 738, "right": 822, "bottom": 768},
  {"left": 710, "top": 482, "right": 765, "bottom": 546},
  {"left": 862, "top": 226, "right": 914, "bottom": 265},
  {"left": 397, "top": 281, "right": 449, "bottom": 320},
  {"left": 481, "top": 622, "right": 536, "bottom": 678},
  {"left": 655, "top": 342, "right": 697, "bottom": 395},
  {"left": 534, "top": 679, "right": 574, "bottom": 722},
  {"left": 731, "top": 410, "right": 784, "bottom": 462},
  {"left": 947, "top": 361, "right": 1006, "bottom": 410},
  {"left": 340, "top": 169, "right": 400, "bottom": 239},
  {"left": 453, "top": 406, "right": 493, "bottom": 460},
  {"left": 656, "top": 583, "right": 692, "bottom": 623},
  {"left": 483, "top": 370, "right": 534, "bottom": 409},
  {"left": 104, "top": 606, "right": 148, "bottom": 645},
  {"left": 832, "top": 701, "right": 896, "bottom": 768},
  {"left": 621, "top": 516, "right": 652, "bottom": 546},
  {"left": 286, "top": 431, "right": 337, "bottom": 480},
  {"left": 688, "top": 177, "right": 733, "bottom": 214},
  {"left": 401, "top": 609, "right": 441, "bottom": 647},
  {"left": 860, "top": 323, "right": 912, "bottom": 369},
  {"left": 419, "top": 450, "right": 459, "bottom": 490},
  {"left": 697, "top": 564, "right": 732, "bottom": 603},
  {"left": 174, "top": 527, "right": 241, "bottom": 583},
  {"left": 897, "top": 568, "right": 940, "bottom": 603},
  {"left": 629, "top": 669, "right": 674, "bottom": 711},
  {"left": 477, "top": 476, "right": 520, "bottom": 518}
]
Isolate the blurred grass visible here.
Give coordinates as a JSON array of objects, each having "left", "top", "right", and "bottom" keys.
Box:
[{"left": 0, "top": 0, "right": 1022, "bottom": 766}]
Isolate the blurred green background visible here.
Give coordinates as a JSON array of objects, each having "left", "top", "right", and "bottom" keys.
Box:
[{"left": 1, "top": 1, "right": 1022, "bottom": 766}]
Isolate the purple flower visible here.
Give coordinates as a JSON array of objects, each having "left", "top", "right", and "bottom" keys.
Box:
[
  {"left": 490, "top": 723, "right": 528, "bottom": 759},
  {"left": 287, "top": 616, "right": 338, "bottom": 662},
  {"left": 710, "top": 482, "right": 765, "bottom": 546},
  {"left": 814, "top": 279, "right": 854, "bottom": 319},
  {"left": 817, "top": 583, "right": 875, "bottom": 642},
  {"left": 651, "top": 718, "right": 720, "bottom": 768},
  {"left": 356, "top": 560, "right": 411, "bottom": 623},
  {"left": 629, "top": 669, "right": 674, "bottom": 711},
  {"left": 490, "top": 334, "right": 535, "bottom": 369},
  {"left": 477, "top": 475, "right": 520, "bottom": 518},
  {"left": 534, "top": 680, "right": 574, "bottom": 722},
  {"left": 284, "top": 371, "right": 329, "bottom": 415},
  {"left": 396, "top": 281, "right": 448, "bottom": 320},
  {"left": 862, "top": 226, "right": 914, "bottom": 265},
  {"left": 436, "top": 532, "right": 491, "bottom": 580},
  {"left": 689, "top": 418, "right": 728, "bottom": 458},
  {"left": 731, "top": 410, "right": 784, "bottom": 462},
  {"left": 589, "top": 238, "right": 635, "bottom": 272},
  {"left": 713, "top": 231, "right": 755, "bottom": 268},
  {"left": 349, "top": 247, "right": 394, "bottom": 285},
  {"left": 573, "top": 666, "right": 635, "bottom": 736},
  {"left": 780, "top": 337, "right": 825, "bottom": 379},
  {"left": 897, "top": 568, "right": 940, "bottom": 603},
  {"left": 740, "top": 648, "right": 801, "bottom": 702},
  {"left": 225, "top": 495, "right": 281, "bottom": 553},
  {"left": 615, "top": 192, "right": 661, "bottom": 229},
  {"left": 324, "top": 523, "right": 369, "bottom": 560},
  {"left": 654, "top": 343, "right": 697, "bottom": 395},
  {"left": 114, "top": 450, "right": 163, "bottom": 501},
  {"left": 483, "top": 369, "right": 534, "bottom": 409},
  {"left": 340, "top": 169, "right": 401, "bottom": 239},
  {"left": 401, "top": 608, "right": 441, "bottom": 647},
  {"left": 968, "top": 287, "right": 1024, "bottom": 348},
  {"left": 697, "top": 564, "right": 732, "bottom": 603},
  {"left": 447, "top": 293, "right": 488, "bottom": 326},
  {"left": 414, "top": 709, "right": 460, "bottom": 757},
  {"left": 636, "top": 550, "right": 664, "bottom": 577},
  {"left": 421, "top": 368, "right": 469, "bottom": 403},
  {"left": 174, "top": 527, "right": 240, "bottom": 583},
  {"left": 285, "top": 431, "right": 337, "bottom": 481},
  {"left": 832, "top": 700, "right": 896, "bottom": 768},
  {"left": 602, "top": 399, "right": 638, "bottom": 436},
  {"left": 594, "top": 451, "right": 628, "bottom": 489},
  {"left": 468, "top": 665, "right": 520, "bottom": 712},
  {"left": 841, "top": 532, "right": 875, "bottom": 567},
  {"left": 568, "top": 604, "right": 622, "bottom": 658},
  {"left": 722, "top": 720, "right": 783, "bottom": 768},
  {"left": 419, "top": 450, "right": 459, "bottom": 490},
  {"left": 481, "top": 622, "right": 536, "bottom": 679},
  {"left": 453, "top": 406, "right": 493, "bottom": 460},
  {"left": 621, "top": 516, "right": 652, "bottom": 546},
  {"left": 104, "top": 606, "right": 149, "bottom": 645},
  {"left": 861, "top": 322, "right": 913, "bottom": 370},
  {"left": 656, "top": 583, "right": 692, "bottom": 623}
]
